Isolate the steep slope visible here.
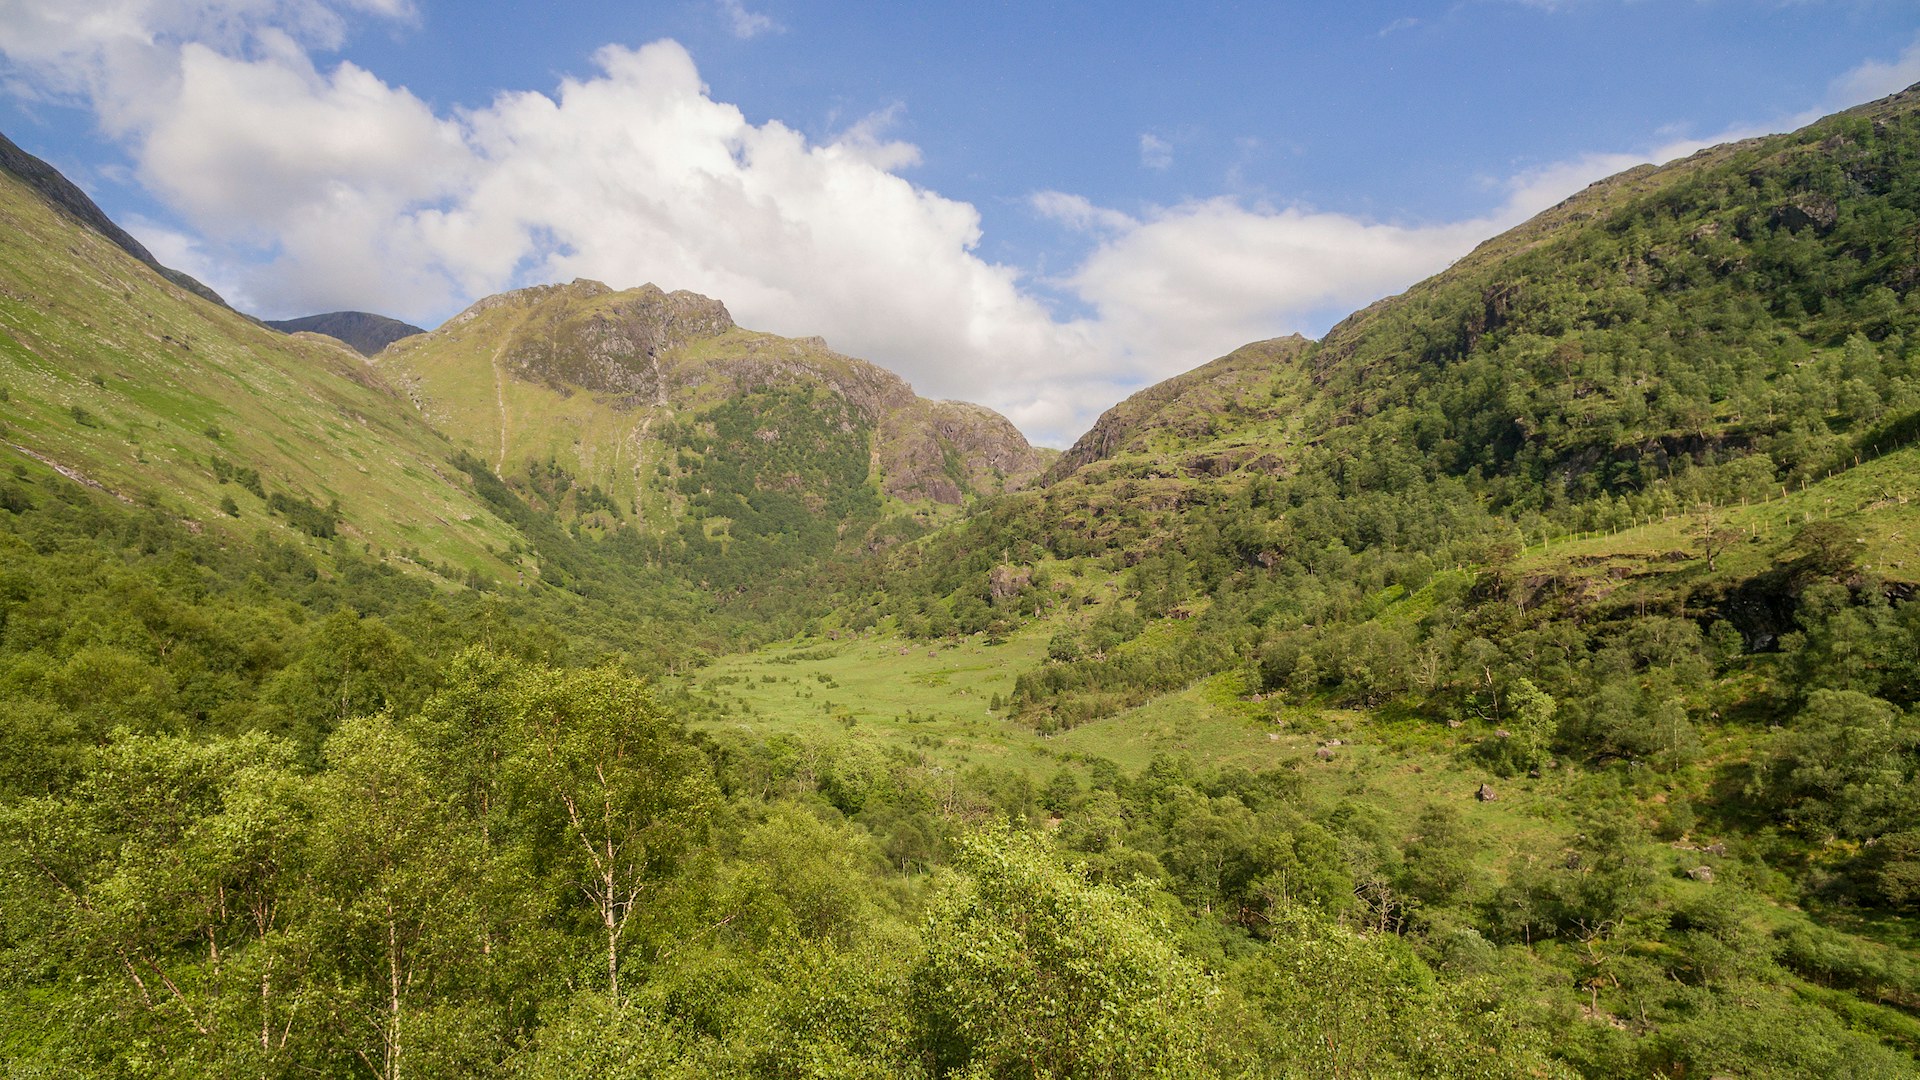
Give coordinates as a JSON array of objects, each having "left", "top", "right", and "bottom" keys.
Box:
[
  {"left": 0, "top": 155, "right": 522, "bottom": 580},
  {"left": 265, "top": 310, "right": 424, "bottom": 356},
  {"left": 0, "top": 131, "right": 227, "bottom": 309},
  {"left": 380, "top": 279, "right": 1052, "bottom": 582},
  {"left": 866, "top": 80, "right": 1920, "bottom": 731},
  {"left": 1052, "top": 83, "right": 1920, "bottom": 501}
]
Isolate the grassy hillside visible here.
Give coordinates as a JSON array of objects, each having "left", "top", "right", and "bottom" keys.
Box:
[
  {"left": 9, "top": 82, "right": 1920, "bottom": 1079},
  {"left": 379, "top": 279, "right": 1053, "bottom": 589},
  {"left": 0, "top": 164, "right": 524, "bottom": 583}
]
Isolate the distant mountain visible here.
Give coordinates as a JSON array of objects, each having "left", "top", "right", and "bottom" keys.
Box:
[
  {"left": 265, "top": 310, "right": 425, "bottom": 356},
  {"left": 382, "top": 278, "right": 1053, "bottom": 584},
  {"left": 0, "top": 130, "right": 228, "bottom": 309}
]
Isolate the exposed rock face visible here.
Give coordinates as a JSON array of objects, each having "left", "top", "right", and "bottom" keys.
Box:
[
  {"left": 879, "top": 399, "right": 1052, "bottom": 504},
  {"left": 449, "top": 280, "right": 737, "bottom": 402},
  {"left": 383, "top": 279, "right": 1051, "bottom": 528},
  {"left": 1772, "top": 193, "right": 1839, "bottom": 234},
  {"left": 265, "top": 311, "right": 426, "bottom": 356},
  {"left": 987, "top": 565, "right": 1032, "bottom": 601}
]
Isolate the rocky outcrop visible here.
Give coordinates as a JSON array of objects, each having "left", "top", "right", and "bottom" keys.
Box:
[
  {"left": 1771, "top": 193, "right": 1840, "bottom": 234},
  {"left": 473, "top": 281, "right": 736, "bottom": 402},
  {"left": 386, "top": 279, "right": 1048, "bottom": 516},
  {"left": 876, "top": 399, "right": 1053, "bottom": 504}
]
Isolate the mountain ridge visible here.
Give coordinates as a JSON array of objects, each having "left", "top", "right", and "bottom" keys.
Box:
[
  {"left": 0, "top": 130, "right": 228, "bottom": 310},
  {"left": 265, "top": 310, "right": 425, "bottom": 356},
  {"left": 1045, "top": 80, "right": 1920, "bottom": 493},
  {"left": 381, "top": 277, "right": 1053, "bottom": 573}
]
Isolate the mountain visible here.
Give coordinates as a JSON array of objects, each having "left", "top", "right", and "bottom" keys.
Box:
[
  {"left": 0, "top": 130, "right": 227, "bottom": 309},
  {"left": 0, "top": 134, "right": 1048, "bottom": 604},
  {"left": 859, "top": 79, "right": 1920, "bottom": 749},
  {"left": 0, "top": 141, "right": 526, "bottom": 580},
  {"left": 1049, "top": 83, "right": 1920, "bottom": 503},
  {"left": 265, "top": 310, "right": 425, "bottom": 356},
  {"left": 380, "top": 278, "right": 1052, "bottom": 584},
  {"left": 8, "top": 88, "right": 1920, "bottom": 1080}
]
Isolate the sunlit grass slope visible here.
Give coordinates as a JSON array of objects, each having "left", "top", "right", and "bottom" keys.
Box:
[{"left": 0, "top": 167, "right": 521, "bottom": 581}]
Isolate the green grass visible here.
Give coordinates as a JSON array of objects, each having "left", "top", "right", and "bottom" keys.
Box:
[
  {"left": 688, "top": 629, "right": 1053, "bottom": 771},
  {"left": 1504, "top": 444, "right": 1920, "bottom": 616},
  {"left": 689, "top": 618, "right": 1580, "bottom": 837},
  {"left": 0, "top": 168, "right": 525, "bottom": 585}
]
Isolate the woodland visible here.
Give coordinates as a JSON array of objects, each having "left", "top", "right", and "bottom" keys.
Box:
[{"left": 5, "top": 84, "right": 1920, "bottom": 1080}]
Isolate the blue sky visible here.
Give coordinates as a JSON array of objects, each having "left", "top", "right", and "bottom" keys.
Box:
[{"left": 2, "top": 1, "right": 1918, "bottom": 444}]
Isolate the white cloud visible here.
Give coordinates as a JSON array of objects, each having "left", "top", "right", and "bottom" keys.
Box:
[
  {"left": 1828, "top": 34, "right": 1920, "bottom": 109},
  {"left": 433, "top": 40, "right": 1097, "bottom": 419},
  {"left": 1138, "top": 132, "right": 1172, "bottom": 170},
  {"left": 1056, "top": 198, "right": 1495, "bottom": 371},
  {"left": 1030, "top": 190, "right": 1133, "bottom": 234},
  {"left": 828, "top": 103, "right": 921, "bottom": 171},
  {"left": 0, "top": 0, "right": 414, "bottom": 125},
  {"left": 7, "top": 4, "right": 1905, "bottom": 448},
  {"left": 715, "top": 0, "right": 780, "bottom": 40}
]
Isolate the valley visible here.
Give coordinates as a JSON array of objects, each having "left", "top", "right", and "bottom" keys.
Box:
[{"left": 6, "top": 76, "right": 1920, "bottom": 1079}]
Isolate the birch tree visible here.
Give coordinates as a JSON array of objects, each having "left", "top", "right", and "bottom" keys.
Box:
[
  {"left": 309, "top": 713, "right": 480, "bottom": 1080},
  {"left": 506, "top": 665, "right": 713, "bottom": 1001}
]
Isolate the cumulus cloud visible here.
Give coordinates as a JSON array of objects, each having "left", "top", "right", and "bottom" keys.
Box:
[
  {"left": 1041, "top": 196, "right": 1496, "bottom": 370},
  {"left": 0, "top": 0, "right": 412, "bottom": 122},
  {"left": 7, "top": 3, "right": 1905, "bottom": 446},
  {"left": 828, "top": 103, "right": 922, "bottom": 171}
]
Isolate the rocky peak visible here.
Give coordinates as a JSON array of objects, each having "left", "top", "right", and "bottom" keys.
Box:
[
  {"left": 459, "top": 282, "right": 736, "bottom": 400},
  {"left": 444, "top": 278, "right": 614, "bottom": 327}
]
